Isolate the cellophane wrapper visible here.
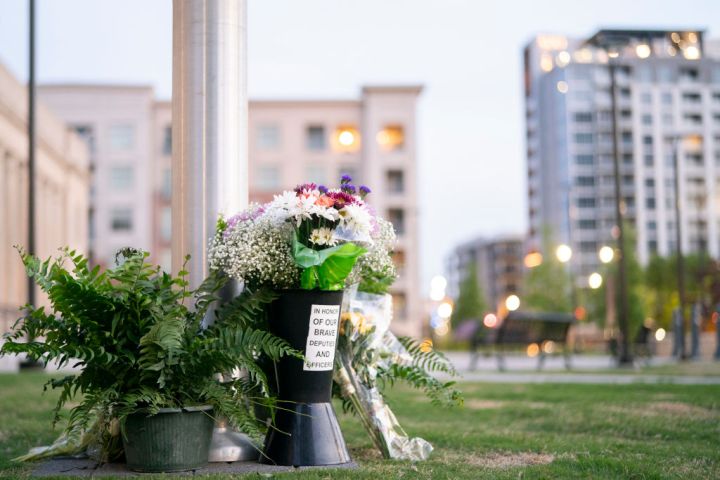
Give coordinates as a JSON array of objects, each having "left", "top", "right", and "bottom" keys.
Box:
[{"left": 334, "top": 287, "right": 433, "bottom": 461}]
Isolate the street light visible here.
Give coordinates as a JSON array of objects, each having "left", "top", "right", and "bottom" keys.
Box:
[
  {"left": 556, "top": 244, "right": 573, "bottom": 263},
  {"left": 505, "top": 295, "right": 520, "bottom": 312},
  {"left": 598, "top": 245, "right": 614, "bottom": 264},
  {"left": 588, "top": 272, "right": 603, "bottom": 289}
]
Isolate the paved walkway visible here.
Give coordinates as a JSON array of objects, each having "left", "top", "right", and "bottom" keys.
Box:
[{"left": 451, "top": 371, "right": 720, "bottom": 385}]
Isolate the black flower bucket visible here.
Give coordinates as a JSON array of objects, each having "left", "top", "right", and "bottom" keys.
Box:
[{"left": 260, "top": 289, "right": 351, "bottom": 467}]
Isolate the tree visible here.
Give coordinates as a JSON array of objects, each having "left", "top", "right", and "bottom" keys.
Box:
[
  {"left": 451, "top": 262, "right": 488, "bottom": 326},
  {"left": 521, "top": 254, "right": 572, "bottom": 313}
]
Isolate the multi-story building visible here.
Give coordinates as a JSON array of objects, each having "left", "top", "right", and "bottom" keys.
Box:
[
  {"left": 0, "top": 63, "right": 90, "bottom": 339},
  {"left": 525, "top": 29, "right": 720, "bottom": 281},
  {"left": 446, "top": 235, "right": 524, "bottom": 312},
  {"left": 38, "top": 85, "right": 423, "bottom": 337}
]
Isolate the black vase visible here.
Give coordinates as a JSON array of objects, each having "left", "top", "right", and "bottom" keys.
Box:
[{"left": 260, "top": 289, "right": 351, "bottom": 467}]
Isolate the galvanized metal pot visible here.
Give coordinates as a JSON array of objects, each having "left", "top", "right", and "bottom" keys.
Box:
[
  {"left": 123, "top": 405, "right": 214, "bottom": 472},
  {"left": 260, "top": 290, "right": 351, "bottom": 466}
]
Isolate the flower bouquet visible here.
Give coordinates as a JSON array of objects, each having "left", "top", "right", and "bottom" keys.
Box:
[{"left": 210, "top": 175, "right": 374, "bottom": 466}]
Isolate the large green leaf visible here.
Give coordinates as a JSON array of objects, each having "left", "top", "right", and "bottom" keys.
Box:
[{"left": 291, "top": 233, "right": 366, "bottom": 291}]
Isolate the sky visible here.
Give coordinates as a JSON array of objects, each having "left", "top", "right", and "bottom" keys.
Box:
[{"left": 1, "top": 0, "right": 720, "bottom": 291}]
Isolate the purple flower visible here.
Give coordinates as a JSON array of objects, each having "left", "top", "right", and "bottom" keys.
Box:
[
  {"left": 294, "top": 182, "right": 318, "bottom": 194},
  {"left": 343, "top": 184, "right": 357, "bottom": 194},
  {"left": 340, "top": 174, "right": 352, "bottom": 184},
  {"left": 359, "top": 185, "right": 371, "bottom": 196},
  {"left": 318, "top": 185, "right": 328, "bottom": 194}
]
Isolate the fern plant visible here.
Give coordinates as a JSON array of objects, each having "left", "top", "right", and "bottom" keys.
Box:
[{"left": 1, "top": 247, "right": 297, "bottom": 459}]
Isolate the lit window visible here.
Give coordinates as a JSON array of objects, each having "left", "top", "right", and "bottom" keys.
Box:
[
  {"left": 258, "top": 125, "right": 281, "bottom": 149},
  {"left": 388, "top": 208, "right": 405, "bottom": 235},
  {"left": 387, "top": 170, "right": 405, "bottom": 194},
  {"left": 305, "top": 165, "right": 326, "bottom": 185},
  {"left": 377, "top": 125, "right": 404, "bottom": 151},
  {"left": 110, "top": 208, "right": 133, "bottom": 231},
  {"left": 333, "top": 126, "right": 360, "bottom": 152},
  {"left": 256, "top": 165, "right": 281, "bottom": 190},
  {"left": 109, "top": 166, "right": 133, "bottom": 190},
  {"left": 109, "top": 124, "right": 135, "bottom": 151},
  {"left": 162, "top": 125, "right": 172, "bottom": 155},
  {"left": 306, "top": 125, "right": 326, "bottom": 151}
]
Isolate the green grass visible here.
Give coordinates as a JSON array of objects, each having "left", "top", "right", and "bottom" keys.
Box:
[{"left": 1, "top": 373, "right": 719, "bottom": 479}]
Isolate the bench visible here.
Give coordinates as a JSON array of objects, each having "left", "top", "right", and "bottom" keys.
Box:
[{"left": 493, "top": 311, "right": 576, "bottom": 371}]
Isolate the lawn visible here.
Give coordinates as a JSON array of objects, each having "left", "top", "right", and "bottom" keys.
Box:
[{"left": 1, "top": 373, "right": 719, "bottom": 479}]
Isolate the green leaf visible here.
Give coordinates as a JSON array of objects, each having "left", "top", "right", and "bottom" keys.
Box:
[
  {"left": 316, "top": 243, "right": 366, "bottom": 291},
  {"left": 292, "top": 233, "right": 322, "bottom": 268}
]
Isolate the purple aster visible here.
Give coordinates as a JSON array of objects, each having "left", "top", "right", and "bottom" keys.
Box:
[
  {"left": 343, "top": 184, "right": 357, "bottom": 194},
  {"left": 359, "top": 185, "right": 371, "bottom": 196},
  {"left": 340, "top": 174, "right": 352, "bottom": 184},
  {"left": 318, "top": 185, "right": 328, "bottom": 194}
]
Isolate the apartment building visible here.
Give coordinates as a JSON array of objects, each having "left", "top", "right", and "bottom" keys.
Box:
[
  {"left": 38, "top": 85, "right": 424, "bottom": 337},
  {"left": 525, "top": 29, "right": 720, "bottom": 281},
  {"left": 0, "top": 64, "right": 90, "bottom": 338}
]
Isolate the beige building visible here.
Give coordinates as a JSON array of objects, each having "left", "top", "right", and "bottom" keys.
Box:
[
  {"left": 0, "top": 64, "right": 90, "bottom": 341},
  {"left": 38, "top": 85, "right": 424, "bottom": 337}
]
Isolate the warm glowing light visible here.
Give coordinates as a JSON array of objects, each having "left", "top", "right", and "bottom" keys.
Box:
[
  {"left": 608, "top": 50, "right": 620, "bottom": 59},
  {"left": 434, "top": 323, "right": 449, "bottom": 336},
  {"left": 540, "top": 53, "right": 554, "bottom": 72},
  {"left": 431, "top": 275, "right": 447, "bottom": 292},
  {"left": 430, "top": 275, "right": 447, "bottom": 301},
  {"left": 338, "top": 130, "right": 355, "bottom": 146},
  {"left": 588, "top": 272, "right": 603, "bottom": 289},
  {"left": 556, "top": 244, "right": 572, "bottom": 263},
  {"left": 574, "top": 48, "right": 593, "bottom": 63},
  {"left": 376, "top": 126, "right": 404, "bottom": 151},
  {"left": 542, "top": 340, "right": 556, "bottom": 354},
  {"left": 437, "top": 302, "right": 453, "bottom": 319},
  {"left": 635, "top": 44, "right": 651, "bottom": 59},
  {"left": 671, "top": 32, "right": 681, "bottom": 43},
  {"left": 655, "top": 328, "right": 666, "bottom": 342},
  {"left": 420, "top": 339, "right": 434, "bottom": 353},
  {"left": 683, "top": 45, "right": 700, "bottom": 60},
  {"left": 574, "top": 306, "right": 586, "bottom": 321},
  {"left": 527, "top": 343, "right": 540, "bottom": 357},
  {"left": 556, "top": 81, "right": 569, "bottom": 93},
  {"left": 598, "top": 246, "right": 614, "bottom": 264},
  {"left": 688, "top": 32, "right": 698, "bottom": 43},
  {"left": 557, "top": 50, "right": 571, "bottom": 66},
  {"left": 524, "top": 252, "right": 543, "bottom": 268},
  {"left": 505, "top": 295, "right": 520, "bottom": 312},
  {"left": 483, "top": 313, "right": 498, "bottom": 328}
]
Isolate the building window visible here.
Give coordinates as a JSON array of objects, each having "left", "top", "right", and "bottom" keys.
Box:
[
  {"left": 642, "top": 114, "right": 653, "bottom": 125},
  {"left": 305, "top": 165, "right": 327, "bottom": 185},
  {"left": 577, "top": 198, "right": 596, "bottom": 208},
  {"left": 578, "top": 219, "right": 596, "bottom": 230},
  {"left": 161, "top": 168, "right": 172, "bottom": 200},
  {"left": 109, "top": 166, "right": 133, "bottom": 190},
  {"left": 72, "top": 124, "right": 95, "bottom": 153},
  {"left": 640, "top": 92, "right": 652, "bottom": 104},
  {"left": 162, "top": 125, "right": 172, "bottom": 155},
  {"left": 109, "top": 124, "right": 135, "bottom": 151},
  {"left": 643, "top": 135, "right": 653, "bottom": 146},
  {"left": 661, "top": 92, "right": 673, "bottom": 105},
  {"left": 682, "top": 92, "right": 702, "bottom": 103},
  {"left": 575, "top": 154, "right": 594, "bottom": 165},
  {"left": 574, "top": 133, "right": 593, "bottom": 144},
  {"left": 110, "top": 207, "right": 133, "bottom": 231},
  {"left": 648, "top": 221, "right": 657, "bottom": 230},
  {"left": 392, "top": 292, "right": 408, "bottom": 320},
  {"left": 648, "top": 240, "right": 658, "bottom": 253},
  {"left": 387, "top": 170, "right": 405, "bottom": 193},
  {"left": 377, "top": 125, "right": 405, "bottom": 151},
  {"left": 646, "top": 198, "right": 656, "bottom": 209},
  {"left": 257, "top": 124, "right": 281, "bottom": 149},
  {"left": 333, "top": 126, "right": 360, "bottom": 152},
  {"left": 388, "top": 208, "right": 405, "bottom": 235},
  {"left": 663, "top": 113, "right": 674, "bottom": 126},
  {"left": 573, "top": 112, "right": 593, "bottom": 122},
  {"left": 679, "top": 67, "right": 699, "bottom": 82},
  {"left": 575, "top": 176, "right": 594, "bottom": 186},
  {"left": 161, "top": 206, "right": 172, "bottom": 242},
  {"left": 392, "top": 250, "right": 406, "bottom": 275},
  {"left": 306, "top": 125, "right": 326, "bottom": 151},
  {"left": 257, "top": 165, "right": 281, "bottom": 190}
]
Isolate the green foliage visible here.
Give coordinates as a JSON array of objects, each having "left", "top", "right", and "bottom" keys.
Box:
[
  {"left": 377, "top": 364, "right": 463, "bottom": 407},
  {"left": 292, "top": 233, "right": 366, "bottom": 290},
  {"left": 451, "top": 262, "right": 489, "bottom": 326},
  {"left": 521, "top": 256, "right": 572, "bottom": 313},
  {"left": 1, "top": 248, "right": 298, "bottom": 457}
]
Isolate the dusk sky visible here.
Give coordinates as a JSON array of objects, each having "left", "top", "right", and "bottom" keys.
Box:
[{"left": 1, "top": 0, "right": 719, "bottom": 290}]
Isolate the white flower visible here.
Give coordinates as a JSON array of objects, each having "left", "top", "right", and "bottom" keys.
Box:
[
  {"left": 309, "top": 227, "right": 337, "bottom": 246},
  {"left": 339, "top": 203, "right": 373, "bottom": 240}
]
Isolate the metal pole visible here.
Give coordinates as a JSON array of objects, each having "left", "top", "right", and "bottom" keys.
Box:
[
  {"left": 171, "top": 0, "right": 248, "bottom": 288},
  {"left": 27, "top": 0, "right": 36, "bottom": 306},
  {"left": 171, "top": 0, "right": 254, "bottom": 462},
  {"left": 672, "top": 138, "right": 687, "bottom": 358},
  {"left": 609, "top": 60, "right": 633, "bottom": 365}
]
